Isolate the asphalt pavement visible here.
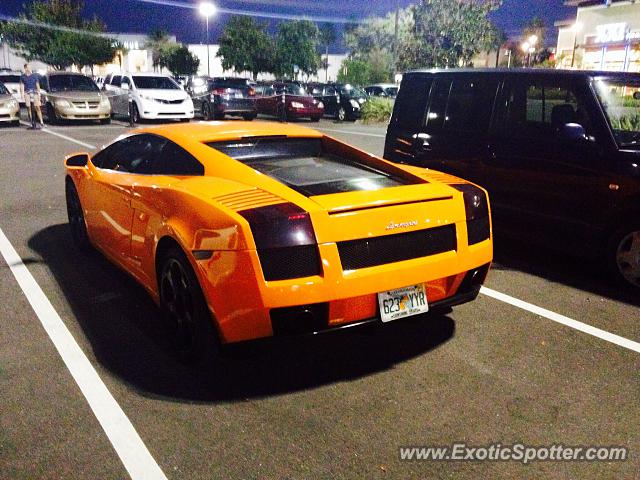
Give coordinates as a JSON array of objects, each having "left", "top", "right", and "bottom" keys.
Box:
[{"left": 0, "top": 113, "right": 638, "bottom": 480}]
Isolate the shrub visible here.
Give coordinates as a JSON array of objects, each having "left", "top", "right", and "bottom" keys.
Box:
[{"left": 361, "top": 97, "right": 394, "bottom": 124}]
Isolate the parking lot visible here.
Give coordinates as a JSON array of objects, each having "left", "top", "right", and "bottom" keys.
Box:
[{"left": 0, "top": 113, "right": 639, "bottom": 479}]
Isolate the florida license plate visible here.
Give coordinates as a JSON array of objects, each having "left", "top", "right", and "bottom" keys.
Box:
[{"left": 378, "top": 283, "right": 429, "bottom": 323}]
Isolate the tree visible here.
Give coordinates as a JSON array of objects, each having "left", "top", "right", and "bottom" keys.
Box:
[
  {"left": 216, "top": 16, "right": 273, "bottom": 80},
  {"left": 0, "top": 0, "right": 120, "bottom": 70},
  {"left": 274, "top": 20, "right": 321, "bottom": 79},
  {"left": 337, "top": 58, "right": 371, "bottom": 85},
  {"left": 145, "top": 30, "right": 172, "bottom": 72},
  {"left": 161, "top": 44, "right": 199, "bottom": 76},
  {"left": 318, "top": 23, "right": 336, "bottom": 82},
  {"left": 397, "top": 0, "right": 502, "bottom": 70},
  {"left": 523, "top": 16, "right": 546, "bottom": 50}
]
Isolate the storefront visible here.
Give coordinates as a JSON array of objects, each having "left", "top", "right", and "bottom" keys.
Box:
[{"left": 556, "top": 0, "right": 640, "bottom": 71}]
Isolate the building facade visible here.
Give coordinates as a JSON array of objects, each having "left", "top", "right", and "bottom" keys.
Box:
[{"left": 557, "top": 0, "right": 640, "bottom": 71}]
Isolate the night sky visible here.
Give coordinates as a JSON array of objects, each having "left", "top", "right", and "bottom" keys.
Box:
[{"left": 1, "top": 0, "right": 576, "bottom": 48}]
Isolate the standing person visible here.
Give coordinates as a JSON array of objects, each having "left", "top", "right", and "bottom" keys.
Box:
[{"left": 20, "top": 64, "right": 44, "bottom": 129}]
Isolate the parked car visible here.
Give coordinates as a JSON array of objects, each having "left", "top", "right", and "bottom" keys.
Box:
[
  {"left": 384, "top": 68, "right": 640, "bottom": 288},
  {"left": 94, "top": 76, "right": 106, "bottom": 90},
  {"left": 0, "top": 71, "right": 24, "bottom": 104},
  {"left": 255, "top": 82, "right": 324, "bottom": 121},
  {"left": 187, "top": 76, "right": 257, "bottom": 120},
  {"left": 0, "top": 81, "right": 20, "bottom": 126},
  {"left": 104, "top": 72, "right": 194, "bottom": 122},
  {"left": 307, "top": 83, "right": 367, "bottom": 121},
  {"left": 63, "top": 121, "right": 492, "bottom": 365},
  {"left": 365, "top": 83, "right": 399, "bottom": 99},
  {"left": 40, "top": 72, "right": 111, "bottom": 124}
]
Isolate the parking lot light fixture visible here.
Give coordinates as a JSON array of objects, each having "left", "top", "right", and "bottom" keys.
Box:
[{"left": 199, "top": 2, "right": 217, "bottom": 76}]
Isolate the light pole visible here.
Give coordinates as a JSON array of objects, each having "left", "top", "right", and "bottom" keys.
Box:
[
  {"left": 199, "top": 2, "right": 217, "bottom": 76},
  {"left": 571, "top": 22, "right": 583, "bottom": 68}
]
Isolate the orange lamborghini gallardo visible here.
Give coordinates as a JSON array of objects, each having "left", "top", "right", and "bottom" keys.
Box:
[{"left": 64, "top": 121, "right": 492, "bottom": 364}]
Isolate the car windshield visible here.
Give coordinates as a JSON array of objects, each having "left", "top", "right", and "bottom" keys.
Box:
[
  {"left": 384, "top": 87, "right": 398, "bottom": 96},
  {"left": 338, "top": 85, "right": 367, "bottom": 97},
  {"left": 47, "top": 75, "right": 99, "bottom": 92},
  {"left": 594, "top": 78, "right": 640, "bottom": 148},
  {"left": 0, "top": 75, "right": 21, "bottom": 83},
  {"left": 0, "top": 83, "right": 9, "bottom": 95},
  {"left": 283, "top": 84, "right": 306, "bottom": 95},
  {"left": 132, "top": 76, "right": 179, "bottom": 90}
]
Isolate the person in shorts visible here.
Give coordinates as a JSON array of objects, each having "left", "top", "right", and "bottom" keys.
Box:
[{"left": 20, "top": 64, "right": 44, "bottom": 128}]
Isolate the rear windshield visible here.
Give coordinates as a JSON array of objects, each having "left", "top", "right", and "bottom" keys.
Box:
[
  {"left": 0, "top": 75, "right": 21, "bottom": 83},
  {"left": 132, "top": 76, "right": 179, "bottom": 90},
  {"left": 47, "top": 75, "right": 99, "bottom": 92},
  {"left": 206, "top": 137, "right": 410, "bottom": 196},
  {"left": 212, "top": 78, "right": 249, "bottom": 89}
]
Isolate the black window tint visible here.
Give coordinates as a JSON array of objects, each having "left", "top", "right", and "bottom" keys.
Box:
[
  {"left": 325, "top": 86, "right": 336, "bottom": 96},
  {"left": 156, "top": 141, "right": 204, "bottom": 176},
  {"left": 111, "top": 75, "right": 122, "bottom": 87},
  {"left": 391, "top": 74, "right": 432, "bottom": 130},
  {"left": 96, "top": 135, "right": 167, "bottom": 173},
  {"left": 425, "top": 79, "right": 451, "bottom": 130},
  {"left": 444, "top": 78, "right": 491, "bottom": 133},
  {"left": 91, "top": 141, "right": 125, "bottom": 169},
  {"left": 121, "top": 76, "right": 130, "bottom": 86}
]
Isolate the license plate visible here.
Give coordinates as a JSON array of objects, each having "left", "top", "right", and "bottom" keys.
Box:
[{"left": 378, "top": 283, "right": 428, "bottom": 323}]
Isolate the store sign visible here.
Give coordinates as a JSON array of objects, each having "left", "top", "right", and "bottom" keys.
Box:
[{"left": 595, "top": 23, "right": 627, "bottom": 43}]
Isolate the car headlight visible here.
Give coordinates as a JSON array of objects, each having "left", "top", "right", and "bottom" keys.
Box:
[
  {"left": 317, "top": 101, "right": 324, "bottom": 109},
  {"left": 56, "top": 99, "right": 71, "bottom": 108},
  {"left": 139, "top": 94, "right": 153, "bottom": 101},
  {"left": 291, "top": 101, "right": 304, "bottom": 109},
  {"left": 350, "top": 99, "right": 360, "bottom": 109}
]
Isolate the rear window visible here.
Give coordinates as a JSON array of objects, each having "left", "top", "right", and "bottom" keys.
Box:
[
  {"left": 206, "top": 137, "right": 414, "bottom": 196},
  {"left": 0, "top": 75, "right": 21, "bottom": 83},
  {"left": 212, "top": 78, "right": 249, "bottom": 89},
  {"left": 391, "top": 74, "right": 432, "bottom": 130}
]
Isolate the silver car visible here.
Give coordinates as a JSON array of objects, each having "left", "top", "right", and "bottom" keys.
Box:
[
  {"left": 0, "top": 81, "right": 20, "bottom": 126},
  {"left": 41, "top": 72, "right": 111, "bottom": 124}
]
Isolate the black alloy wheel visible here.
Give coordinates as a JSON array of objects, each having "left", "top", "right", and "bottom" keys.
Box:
[
  {"left": 336, "top": 106, "right": 346, "bottom": 122},
  {"left": 609, "top": 225, "right": 640, "bottom": 289},
  {"left": 158, "top": 247, "right": 220, "bottom": 368},
  {"left": 65, "top": 179, "right": 90, "bottom": 250}
]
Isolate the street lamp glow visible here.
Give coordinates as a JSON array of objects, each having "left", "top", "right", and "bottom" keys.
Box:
[
  {"left": 521, "top": 41, "right": 530, "bottom": 53},
  {"left": 199, "top": 2, "right": 216, "bottom": 18},
  {"left": 528, "top": 34, "right": 538, "bottom": 46}
]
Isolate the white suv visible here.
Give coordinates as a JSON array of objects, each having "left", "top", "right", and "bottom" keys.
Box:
[{"left": 104, "top": 72, "right": 194, "bottom": 122}]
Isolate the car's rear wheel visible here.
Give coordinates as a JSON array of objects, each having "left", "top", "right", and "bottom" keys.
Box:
[
  {"left": 242, "top": 113, "right": 256, "bottom": 121},
  {"left": 608, "top": 224, "right": 640, "bottom": 288},
  {"left": 202, "top": 102, "right": 212, "bottom": 120},
  {"left": 310, "top": 116, "right": 320, "bottom": 122},
  {"left": 213, "top": 112, "right": 225, "bottom": 120},
  {"left": 336, "top": 106, "right": 346, "bottom": 122},
  {"left": 158, "top": 246, "right": 220, "bottom": 368},
  {"left": 65, "top": 178, "right": 90, "bottom": 250}
]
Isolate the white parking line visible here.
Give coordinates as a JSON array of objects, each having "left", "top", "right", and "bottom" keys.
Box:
[
  {"left": 480, "top": 286, "right": 640, "bottom": 354},
  {"left": 0, "top": 227, "right": 168, "bottom": 480},
  {"left": 316, "top": 126, "right": 386, "bottom": 138},
  {"left": 19, "top": 121, "right": 97, "bottom": 149}
]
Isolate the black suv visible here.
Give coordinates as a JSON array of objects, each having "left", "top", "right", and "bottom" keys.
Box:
[
  {"left": 187, "top": 76, "right": 257, "bottom": 120},
  {"left": 307, "top": 83, "right": 367, "bottom": 121},
  {"left": 384, "top": 69, "right": 640, "bottom": 287}
]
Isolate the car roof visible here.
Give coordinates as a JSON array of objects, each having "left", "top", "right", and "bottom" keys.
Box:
[
  {"left": 134, "top": 121, "right": 323, "bottom": 145},
  {"left": 45, "top": 71, "right": 90, "bottom": 77},
  {"left": 124, "top": 72, "right": 173, "bottom": 77},
  {"left": 406, "top": 67, "right": 640, "bottom": 79}
]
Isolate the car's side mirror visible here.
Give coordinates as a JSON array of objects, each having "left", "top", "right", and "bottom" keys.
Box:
[
  {"left": 557, "top": 123, "right": 588, "bottom": 142},
  {"left": 65, "top": 152, "right": 90, "bottom": 167},
  {"left": 633, "top": 91, "right": 640, "bottom": 100},
  {"left": 121, "top": 83, "right": 130, "bottom": 91}
]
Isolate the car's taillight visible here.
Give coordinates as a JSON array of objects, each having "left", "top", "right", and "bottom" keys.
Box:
[
  {"left": 452, "top": 184, "right": 490, "bottom": 245},
  {"left": 213, "top": 87, "right": 227, "bottom": 95},
  {"left": 239, "top": 203, "right": 322, "bottom": 281},
  {"left": 248, "top": 87, "right": 255, "bottom": 96}
]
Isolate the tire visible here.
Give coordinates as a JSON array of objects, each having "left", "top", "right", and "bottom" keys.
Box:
[
  {"left": 158, "top": 246, "right": 220, "bottom": 368},
  {"left": 607, "top": 224, "right": 640, "bottom": 289},
  {"left": 65, "top": 178, "right": 90, "bottom": 251},
  {"left": 213, "top": 112, "right": 225, "bottom": 120},
  {"left": 100, "top": 117, "right": 111, "bottom": 125},
  {"left": 336, "top": 106, "right": 346, "bottom": 122},
  {"left": 180, "top": 118, "right": 190, "bottom": 123},
  {"left": 310, "top": 116, "right": 320, "bottom": 122},
  {"left": 46, "top": 103, "right": 58, "bottom": 125},
  {"left": 202, "top": 102, "right": 212, "bottom": 120},
  {"left": 242, "top": 114, "right": 256, "bottom": 121},
  {"left": 11, "top": 120, "right": 20, "bottom": 127}
]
